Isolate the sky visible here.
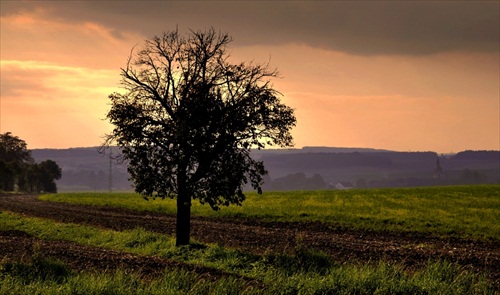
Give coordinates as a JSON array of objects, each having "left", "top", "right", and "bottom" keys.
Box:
[{"left": 1, "top": 1, "right": 499, "bottom": 153}]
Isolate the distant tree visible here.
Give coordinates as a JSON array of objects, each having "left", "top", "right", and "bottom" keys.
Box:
[
  {"left": 0, "top": 132, "right": 34, "bottom": 165},
  {"left": 0, "top": 132, "right": 34, "bottom": 191},
  {"left": 17, "top": 163, "right": 38, "bottom": 193},
  {"left": 37, "top": 160, "right": 62, "bottom": 193},
  {"left": 272, "top": 172, "right": 307, "bottom": 190},
  {"left": 104, "top": 28, "right": 296, "bottom": 246},
  {"left": 18, "top": 159, "right": 62, "bottom": 193},
  {"left": 0, "top": 160, "right": 15, "bottom": 191},
  {"left": 309, "top": 174, "right": 326, "bottom": 190},
  {"left": 0, "top": 132, "right": 61, "bottom": 193}
]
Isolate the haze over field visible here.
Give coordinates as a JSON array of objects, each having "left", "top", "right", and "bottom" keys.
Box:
[{"left": 1, "top": 1, "right": 499, "bottom": 153}]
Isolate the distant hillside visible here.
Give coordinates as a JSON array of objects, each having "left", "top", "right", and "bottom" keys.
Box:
[
  {"left": 32, "top": 147, "right": 131, "bottom": 192},
  {"left": 32, "top": 147, "right": 499, "bottom": 192},
  {"left": 250, "top": 146, "right": 393, "bottom": 159},
  {"left": 260, "top": 150, "right": 499, "bottom": 190}
]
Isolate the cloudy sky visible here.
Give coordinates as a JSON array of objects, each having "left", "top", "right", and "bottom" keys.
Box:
[{"left": 1, "top": 1, "right": 499, "bottom": 153}]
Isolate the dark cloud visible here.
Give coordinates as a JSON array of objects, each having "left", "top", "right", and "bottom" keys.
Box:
[{"left": 2, "top": 1, "right": 499, "bottom": 55}]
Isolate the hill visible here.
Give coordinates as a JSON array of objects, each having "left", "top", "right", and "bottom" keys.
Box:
[{"left": 32, "top": 147, "right": 499, "bottom": 192}]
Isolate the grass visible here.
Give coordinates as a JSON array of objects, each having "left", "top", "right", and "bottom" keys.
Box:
[
  {"left": 1, "top": 258, "right": 492, "bottom": 294},
  {"left": 0, "top": 260, "right": 251, "bottom": 295},
  {"left": 40, "top": 185, "right": 500, "bottom": 240},
  {"left": 0, "top": 211, "right": 495, "bottom": 294}
]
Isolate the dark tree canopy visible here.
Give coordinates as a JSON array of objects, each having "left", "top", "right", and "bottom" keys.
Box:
[
  {"left": 19, "top": 160, "right": 62, "bottom": 193},
  {"left": 0, "top": 132, "right": 34, "bottom": 166},
  {"left": 105, "top": 28, "right": 296, "bottom": 245},
  {"left": 0, "top": 132, "right": 34, "bottom": 191},
  {"left": 0, "top": 132, "right": 61, "bottom": 193}
]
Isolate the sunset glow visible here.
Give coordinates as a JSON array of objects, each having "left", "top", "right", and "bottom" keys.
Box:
[{"left": 1, "top": 1, "right": 498, "bottom": 152}]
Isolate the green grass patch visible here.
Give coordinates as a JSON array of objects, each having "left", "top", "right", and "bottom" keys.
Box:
[
  {"left": 0, "top": 254, "right": 70, "bottom": 285},
  {"left": 0, "top": 211, "right": 496, "bottom": 294},
  {"left": 1, "top": 258, "right": 493, "bottom": 295},
  {"left": 40, "top": 185, "right": 500, "bottom": 240},
  {"left": 0, "top": 260, "right": 251, "bottom": 295}
]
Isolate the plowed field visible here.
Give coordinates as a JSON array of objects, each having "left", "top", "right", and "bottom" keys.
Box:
[{"left": 0, "top": 194, "right": 498, "bottom": 288}]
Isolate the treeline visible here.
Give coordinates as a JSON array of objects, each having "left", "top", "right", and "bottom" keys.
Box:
[
  {"left": 261, "top": 151, "right": 443, "bottom": 170},
  {"left": 30, "top": 147, "right": 499, "bottom": 192},
  {"left": 260, "top": 150, "right": 499, "bottom": 190},
  {"left": 0, "top": 133, "right": 62, "bottom": 193},
  {"left": 261, "top": 168, "right": 496, "bottom": 191},
  {"left": 451, "top": 150, "right": 499, "bottom": 161}
]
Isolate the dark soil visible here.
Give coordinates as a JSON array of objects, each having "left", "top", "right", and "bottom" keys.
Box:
[{"left": 0, "top": 194, "right": 498, "bottom": 289}]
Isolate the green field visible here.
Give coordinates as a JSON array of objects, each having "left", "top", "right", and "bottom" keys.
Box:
[
  {"left": 1, "top": 185, "right": 498, "bottom": 294},
  {"left": 0, "top": 211, "right": 495, "bottom": 294},
  {"left": 41, "top": 185, "right": 500, "bottom": 241}
]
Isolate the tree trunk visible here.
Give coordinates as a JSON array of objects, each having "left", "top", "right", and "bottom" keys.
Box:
[{"left": 176, "top": 189, "right": 191, "bottom": 246}]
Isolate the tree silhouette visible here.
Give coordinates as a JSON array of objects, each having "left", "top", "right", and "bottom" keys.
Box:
[
  {"left": 37, "top": 160, "right": 62, "bottom": 193},
  {"left": 0, "top": 132, "right": 61, "bottom": 193},
  {"left": 0, "top": 132, "right": 34, "bottom": 191},
  {"left": 104, "top": 28, "right": 296, "bottom": 245}
]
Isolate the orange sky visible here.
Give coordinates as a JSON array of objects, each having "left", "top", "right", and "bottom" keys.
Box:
[{"left": 1, "top": 1, "right": 499, "bottom": 153}]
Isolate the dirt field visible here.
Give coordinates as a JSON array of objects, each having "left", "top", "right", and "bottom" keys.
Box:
[{"left": 0, "top": 194, "right": 498, "bottom": 288}]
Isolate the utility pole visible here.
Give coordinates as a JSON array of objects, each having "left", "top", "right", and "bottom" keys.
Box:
[{"left": 109, "top": 146, "right": 113, "bottom": 193}]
